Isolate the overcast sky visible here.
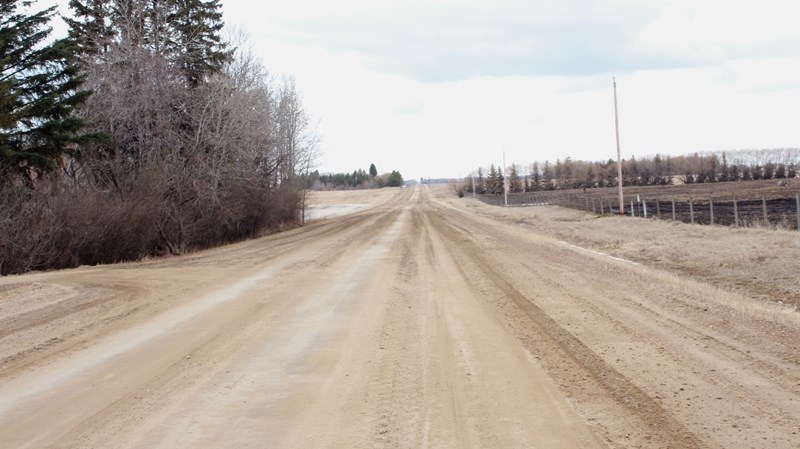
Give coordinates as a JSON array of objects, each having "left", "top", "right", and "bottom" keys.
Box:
[{"left": 57, "top": 0, "right": 800, "bottom": 180}]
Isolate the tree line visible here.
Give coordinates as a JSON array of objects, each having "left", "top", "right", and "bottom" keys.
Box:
[
  {"left": 1, "top": 1, "right": 316, "bottom": 275},
  {"left": 465, "top": 148, "right": 800, "bottom": 194},
  {"left": 309, "top": 163, "right": 404, "bottom": 189}
]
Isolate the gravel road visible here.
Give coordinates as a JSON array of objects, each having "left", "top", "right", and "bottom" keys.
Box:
[{"left": 0, "top": 185, "right": 797, "bottom": 448}]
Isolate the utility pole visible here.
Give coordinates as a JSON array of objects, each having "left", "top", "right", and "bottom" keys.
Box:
[
  {"left": 503, "top": 152, "right": 508, "bottom": 207},
  {"left": 613, "top": 77, "right": 625, "bottom": 215}
]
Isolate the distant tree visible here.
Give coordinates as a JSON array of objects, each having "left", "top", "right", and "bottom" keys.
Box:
[
  {"left": 763, "top": 161, "right": 776, "bottom": 179},
  {"left": 530, "top": 161, "right": 541, "bottom": 191},
  {"left": 476, "top": 167, "right": 485, "bottom": 194},
  {"left": 486, "top": 165, "right": 499, "bottom": 194},
  {"left": 542, "top": 161, "right": 553, "bottom": 190},
  {"left": 508, "top": 164, "right": 522, "bottom": 193},
  {"left": 0, "top": 0, "right": 90, "bottom": 184},
  {"left": 497, "top": 166, "right": 505, "bottom": 194},
  {"left": 584, "top": 163, "right": 595, "bottom": 188},
  {"left": 720, "top": 152, "right": 730, "bottom": 181},
  {"left": 369, "top": 163, "right": 377, "bottom": 178},
  {"left": 775, "top": 163, "right": 786, "bottom": 179},
  {"left": 751, "top": 165, "right": 763, "bottom": 180},
  {"left": 624, "top": 155, "right": 638, "bottom": 186},
  {"left": 554, "top": 159, "right": 562, "bottom": 188},
  {"left": 706, "top": 153, "right": 720, "bottom": 182},
  {"left": 729, "top": 163, "right": 740, "bottom": 181},
  {"left": 602, "top": 158, "right": 617, "bottom": 187},
  {"left": 387, "top": 170, "right": 403, "bottom": 187},
  {"left": 741, "top": 165, "right": 752, "bottom": 181},
  {"left": 562, "top": 157, "right": 573, "bottom": 188}
]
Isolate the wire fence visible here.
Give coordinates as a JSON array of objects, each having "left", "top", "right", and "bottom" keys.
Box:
[{"left": 473, "top": 191, "right": 800, "bottom": 231}]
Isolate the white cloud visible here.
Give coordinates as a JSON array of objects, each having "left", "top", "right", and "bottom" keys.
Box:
[{"left": 246, "top": 0, "right": 673, "bottom": 81}]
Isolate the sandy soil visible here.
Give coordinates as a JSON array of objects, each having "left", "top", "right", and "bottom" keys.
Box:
[{"left": 0, "top": 185, "right": 797, "bottom": 448}]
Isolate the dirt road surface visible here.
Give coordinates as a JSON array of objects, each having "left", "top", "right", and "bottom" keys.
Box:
[{"left": 1, "top": 185, "right": 798, "bottom": 448}]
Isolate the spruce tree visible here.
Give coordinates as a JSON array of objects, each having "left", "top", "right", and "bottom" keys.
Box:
[
  {"left": 0, "top": 1, "right": 90, "bottom": 183},
  {"left": 387, "top": 170, "right": 403, "bottom": 187},
  {"left": 508, "top": 164, "right": 522, "bottom": 193},
  {"left": 487, "top": 165, "right": 499, "bottom": 194},
  {"left": 168, "top": 0, "right": 230, "bottom": 87},
  {"left": 64, "top": 0, "right": 115, "bottom": 59},
  {"left": 476, "top": 167, "right": 485, "bottom": 194}
]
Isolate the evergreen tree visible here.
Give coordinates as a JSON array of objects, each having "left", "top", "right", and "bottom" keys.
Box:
[
  {"left": 387, "top": 170, "right": 403, "bottom": 187},
  {"left": 156, "top": 0, "right": 176, "bottom": 51},
  {"left": 497, "top": 167, "right": 504, "bottom": 193},
  {"left": 486, "top": 164, "right": 498, "bottom": 194},
  {"left": 542, "top": 161, "right": 553, "bottom": 190},
  {"left": 476, "top": 167, "right": 485, "bottom": 194},
  {"left": 508, "top": 164, "right": 522, "bottom": 193},
  {"left": 369, "top": 163, "right": 377, "bottom": 178},
  {"left": 485, "top": 165, "right": 506, "bottom": 194},
  {"left": 530, "top": 161, "right": 540, "bottom": 191},
  {"left": 64, "top": 0, "right": 114, "bottom": 59},
  {"left": 168, "top": 0, "right": 230, "bottom": 87},
  {"left": 1, "top": 1, "right": 90, "bottom": 183}
]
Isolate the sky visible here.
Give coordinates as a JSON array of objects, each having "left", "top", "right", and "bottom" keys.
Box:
[{"left": 54, "top": 0, "right": 800, "bottom": 181}]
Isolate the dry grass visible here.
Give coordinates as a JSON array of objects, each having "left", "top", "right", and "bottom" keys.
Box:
[{"left": 306, "top": 187, "right": 402, "bottom": 206}]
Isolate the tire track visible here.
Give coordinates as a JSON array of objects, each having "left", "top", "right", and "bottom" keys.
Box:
[{"left": 427, "top": 204, "right": 706, "bottom": 448}]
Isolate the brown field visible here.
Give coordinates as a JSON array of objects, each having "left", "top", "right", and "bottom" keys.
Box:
[
  {"left": 487, "top": 178, "right": 800, "bottom": 229},
  {"left": 595, "top": 177, "right": 800, "bottom": 201},
  {"left": 0, "top": 184, "right": 797, "bottom": 448}
]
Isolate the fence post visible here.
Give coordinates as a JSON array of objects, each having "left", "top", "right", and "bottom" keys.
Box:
[
  {"left": 709, "top": 196, "right": 714, "bottom": 226},
  {"left": 630, "top": 199, "right": 635, "bottom": 217},
  {"left": 600, "top": 199, "right": 604, "bottom": 215},
  {"left": 656, "top": 198, "right": 661, "bottom": 220},
  {"left": 762, "top": 195, "right": 768, "bottom": 227},
  {"left": 672, "top": 197, "right": 676, "bottom": 221},
  {"left": 689, "top": 196, "right": 694, "bottom": 224},
  {"left": 734, "top": 195, "right": 739, "bottom": 227},
  {"left": 643, "top": 197, "right": 648, "bottom": 218},
  {"left": 796, "top": 192, "right": 799, "bottom": 231}
]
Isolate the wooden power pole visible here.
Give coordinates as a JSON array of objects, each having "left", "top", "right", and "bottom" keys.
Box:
[{"left": 614, "top": 78, "right": 625, "bottom": 215}]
